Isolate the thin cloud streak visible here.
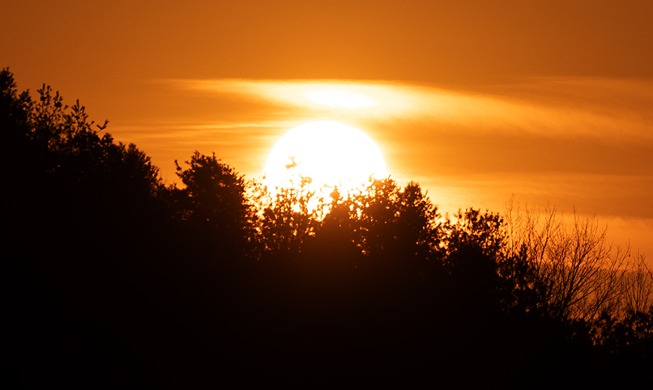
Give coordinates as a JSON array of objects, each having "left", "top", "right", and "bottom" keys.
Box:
[
  {"left": 170, "top": 77, "right": 653, "bottom": 141},
  {"left": 111, "top": 120, "right": 291, "bottom": 185}
]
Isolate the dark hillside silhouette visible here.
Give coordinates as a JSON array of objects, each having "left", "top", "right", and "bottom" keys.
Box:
[{"left": 3, "top": 68, "right": 652, "bottom": 387}]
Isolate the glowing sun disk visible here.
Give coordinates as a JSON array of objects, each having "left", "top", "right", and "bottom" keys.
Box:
[{"left": 263, "top": 120, "right": 387, "bottom": 192}]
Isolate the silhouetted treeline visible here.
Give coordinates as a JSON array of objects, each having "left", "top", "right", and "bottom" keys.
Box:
[{"left": 3, "top": 68, "right": 652, "bottom": 388}]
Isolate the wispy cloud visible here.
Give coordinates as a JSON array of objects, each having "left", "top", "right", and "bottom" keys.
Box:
[{"left": 166, "top": 77, "right": 653, "bottom": 143}]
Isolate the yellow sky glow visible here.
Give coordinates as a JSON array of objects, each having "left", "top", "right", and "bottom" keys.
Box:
[
  {"left": 141, "top": 77, "right": 653, "bottom": 262},
  {"left": 3, "top": 1, "right": 652, "bottom": 264}
]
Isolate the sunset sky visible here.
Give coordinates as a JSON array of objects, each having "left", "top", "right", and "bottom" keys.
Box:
[{"left": 2, "top": 1, "right": 652, "bottom": 262}]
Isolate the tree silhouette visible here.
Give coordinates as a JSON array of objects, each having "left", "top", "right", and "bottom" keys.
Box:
[
  {"left": 249, "top": 175, "right": 327, "bottom": 262},
  {"left": 2, "top": 68, "right": 199, "bottom": 386},
  {"left": 172, "top": 151, "right": 254, "bottom": 260},
  {"left": 504, "top": 203, "right": 648, "bottom": 323},
  {"left": 3, "top": 67, "right": 653, "bottom": 387}
]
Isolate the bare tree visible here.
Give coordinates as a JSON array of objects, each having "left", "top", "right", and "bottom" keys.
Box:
[
  {"left": 503, "top": 201, "right": 649, "bottom": 323},
  {"left": 623, "top": 252, "right": 653, "bottom": 314}
]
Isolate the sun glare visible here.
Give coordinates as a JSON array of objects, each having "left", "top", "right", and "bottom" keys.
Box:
[
  {"left": 263, "top": 120, "right": 387, "bottom": 193},
  {"left": 305, "top": 88, "right": 375, "bottom": 109}
]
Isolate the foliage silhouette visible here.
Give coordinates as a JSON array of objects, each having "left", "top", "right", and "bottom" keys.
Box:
[
  {"left": 171, "top": 150, "right": 255, "bottom": 262},
  {"left": 3, "top": 67, "right": 652, "bottom": 387}
]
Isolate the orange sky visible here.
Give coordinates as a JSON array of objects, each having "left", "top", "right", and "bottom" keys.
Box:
[{"left": 2, "top": 1, "right": 652, "bottom": 262}]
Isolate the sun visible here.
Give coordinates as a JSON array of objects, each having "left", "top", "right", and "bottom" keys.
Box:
[{"left": 263, "top": 120, "right": 387, "bottom": 193}]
